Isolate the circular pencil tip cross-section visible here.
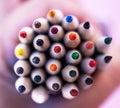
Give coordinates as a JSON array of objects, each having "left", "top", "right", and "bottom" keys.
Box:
[
  {"left": 30, "top": 52, "right": 46, "bottom": 67},
  {"left": 32, "top": 18, "right": 49, "bottom": 33},
  {"left": 64, "top": 31, "right": 81, "bottom": 48},
  {"left": 62, "top": 15, "right": 79, "bottom": 30},
  {"left": 18, "top": 27, "right": 34, "bottom": 44},
  {"left": 33, "top": 35, "right": 50, "bottom": 52},
  {"left": 31, "top": 69, "right": 46, "bottom": 84},
  {"left": 50, "top": 43, "right": 66, "bottom": 59},
  {"left": 45, "top": 59, "right": 61, "bottom": 75},
  {"left": 95, "top": 55, "right": 112, "bottom": 70},
  {"left": 47, "top": 9, "right": 64, "bottom": 24},
  {"left": 80, "top": 41, "right": 95, "bottom": 57},
  {"left": 46, "top": 76, "right": 62, "bottom": 92},
  {"left": 49, "top": 25, "right": 64, "bottom": 41},
  {"left": 78, "top": 21, "right": 94, "bottom": 40},
  {"left": 14, "top": 60, "right": 31, "bottom": 77},
  {"left": 14, "top": 43, "right": 30, "bottom": 59},
  {"left": 31, "top": 86, "right": 49, "bottom": 104},
  {"left": 78, "top": 74, "right": 93, "bottom": 90},
  {"left": 15, "top": 77, "right": 32, "bottom": 94},
  {"left": 95, "top": 36, "right": 112, "bottom": 53},
  {"left": 62, "top": 84, "right": 79, "bottom": 100},
  {"left": 62, "top": 65, "right": 79, "bottom": 82},
  {"left": 66, "top": 50, "right": 82, "bottom": 65},
  {"left": 80, "top": 58, "right": 97, "bottom": 74}
]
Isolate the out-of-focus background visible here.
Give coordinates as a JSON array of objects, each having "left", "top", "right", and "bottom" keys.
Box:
[
  {"left": 0, "top": 0, "right": 120, "bottom": 108},
  {"left": 79, "top": 0, "right": 120, "bottom": 41}
]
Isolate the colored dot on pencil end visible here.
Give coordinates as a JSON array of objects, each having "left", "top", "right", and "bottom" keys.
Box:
[
  {"left": 104, "top": 56, "right": 112, "bottom": 63},
  {"left": 85, "top": 78, "right": 93, "bottom": 85},
  {"left": 86, "top": 41, "right": 93, "bottom": 49},
  {"left": 72, "top": 52, "right": 79, "bottom": 60},
  {"left": 69, "top": 70, "right": 76, "bottom": 77},
  {"left": 52, "top": 83, "right": 60, "bottom": 90},
  {"left": 34, "top": 21, "right": 41, "bottom": 28},
  {"left": 83, "top": 21, "right": 90, "bottom": 29},
  {"left": 54, "top": 46, "right": 61, "bottom": 53},
  {"left": 34, "top": 75, "right": 41, "bottom": 83},
  {"left": 70, "top": 89, "right": 78, "bottom": 96},
  {"left": 69, "top": 33, "right": 76, "bottom": 40},
  {"left": 104, "top": 37, "right": 112, "bottom": 45},
  {"left": 51, "top": 27, "right": 58, "bottom": 34},
  {"left": 16, "top": 67, "right": 24, "bottom": 74},
  {"left": 16, "top": 49, "right": 24, "bottom": 56},
  {"left": 36, "top": 39, "right": 44, "bottom": 46},
  {"left": 18, "top": 85, "right": 26, "bottom": 93},
  {"left": 89, "top": 60, "right": 96, "bottom": 67},
  {"left": 20, "top": 31, "right": 27, "bottom": 38},
  {"left": 50, "top": 64, "right": 57, "bottom": 71},
  {"left": 66, "top": 15, "right": 73, "bottom": 23},
  {"left": 48, "top": 10, "right": 55, "bottom": 18},
  {"left": 32, "top": 57, "right": 40, "bottom": 64}
]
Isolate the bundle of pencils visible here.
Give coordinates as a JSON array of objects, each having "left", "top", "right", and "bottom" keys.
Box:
[{"left": 14, "top": 9, "right": 112, "bottom": 104}]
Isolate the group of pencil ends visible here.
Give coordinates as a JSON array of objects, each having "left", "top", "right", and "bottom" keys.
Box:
[{"left": 14, "top": 9, "right": 112, "bottom": 104}]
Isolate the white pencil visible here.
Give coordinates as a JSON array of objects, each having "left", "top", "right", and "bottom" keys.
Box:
[
  {"left": 32, "top": 18, "right": 49, "bottom": 33},
  {"left": 80, "top": 58, "right": 97, "bottom": 74},
  {"left": 62, "top": 84, "right": 79, "bottom": 100},
  {"left": 66, "top": 49, "right": 82, "bottom": 65},
  {"left": 78, "top": 74, "right": 93, "bottom": 90},
  {"left": 14, "top": 43, "right": 30, "bottom": 59},
  {"left": 31, "top": 86, "right": 49, "bottom": 104},
  {"left": 18, "top": 27, "right": 34, "bottom": 44},
  {"left": 33, "top": 34, "right": 50, "bottom": 52},
  {"left": 95, "top": 55, "right": 112, "bottom": 70},
  {"left": 29, "top": 52, "right": 46, "bottom": 67},
  {"left": 46, "top": 76, "right": 62, "bottom": 93},
  {"left": 64, "top": 31, "right": 81, "bottom": 48},
  {"left": 78, "top": 21, "right": 94, "bottom": 40},
  {"left": 80, "top": 41, "right": 95, "bottom": 57},
  {"left": 47, "top": 9, "right": 64, "bottom": 24},
  {"left": 62, "top": 15, "right": 79, "bottom": 31},
  {"left": 14, "top": 60, "right": 31, "bottom": 77},
  {"left": 62, "top": 65, "right": 79, "bottom": 82},
  {"left": 15, "top": 77, "right": 32, "bottom": 94},
  {"left": 49, "top": 25, "right": 64, "bottom": 41},
  {"left": 31, "top": 69, "right": 46, "bottom": 84},
  {"left": 45, "top": 59, "right": 61, "bottom": 75},
  {"left": 95, "top": 36, "right": 112, "bottom": 53},
  {"left": 50, "top": 43, "right": 66, "bottom": 59}
]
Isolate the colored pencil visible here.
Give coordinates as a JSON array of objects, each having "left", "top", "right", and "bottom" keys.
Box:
[
  {"left": 62, "top": 65, "right": 79, "bottom": 82},
  {"left": 15, "top": 77, "right": 32, "bottom": 94},
  {"left": 14, "top": 60, "right": 31, "bottom": 77},
  {"left": 31, "top": 86, "right": 49, "bottom": 104}
]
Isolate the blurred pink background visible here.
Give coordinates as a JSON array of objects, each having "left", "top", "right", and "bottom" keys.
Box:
[{"left": 0, "top": 0, "right": 120, "bottom": 108}]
